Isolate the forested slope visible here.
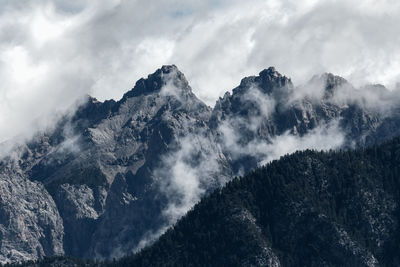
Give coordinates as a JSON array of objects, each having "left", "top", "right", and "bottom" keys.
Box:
[{"left": 119, "top": 137, "right": 400, "bottom": 266}]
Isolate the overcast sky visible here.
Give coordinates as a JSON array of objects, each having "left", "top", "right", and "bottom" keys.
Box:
[{"left": 1, "top": 0, "right": 400, "bottom": 142}]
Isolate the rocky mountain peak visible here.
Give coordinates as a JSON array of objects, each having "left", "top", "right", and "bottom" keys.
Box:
[
  {"left": 86, "top": 95, "right": 101, "bottom": 104},
  {"left": 323, "top": 73, "right": 349, "bottom": 98},
  {"left": 237, "top": 66, "right": 292, "bottom": 96},
  {"left": 308, "top": 72, "right": 351, "bottom": 99},
  {"left": 121, "top": 65, "right": 191, "bottom": 100},
  {"left": 258, "top": 66, "right": 282, "bottom": 79},
  {"left": 159, "top": 64, "right": 179, "bottom": 74}
]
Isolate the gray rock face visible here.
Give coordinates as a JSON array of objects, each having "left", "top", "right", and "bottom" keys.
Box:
[
  {"left": 0, "top": 65, "right": 229, "bottom": 260},
  {"left": 210, "top": 69, "right": 400, "bottom": 174},
  {"left": 1, "top": 65, "right": 400, "bottom": 263},
  {"left": 0, "top": 166, "right": 64, "bottom": 263}
]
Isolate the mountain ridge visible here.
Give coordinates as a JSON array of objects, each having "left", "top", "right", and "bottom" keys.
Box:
[{"left": 1, "top": 65, "right": 400, "bottom": 263}]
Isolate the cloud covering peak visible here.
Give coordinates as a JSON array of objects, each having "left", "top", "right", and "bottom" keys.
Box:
[{"left": 1, "top": 0, "right": 400, "bottom": 142}]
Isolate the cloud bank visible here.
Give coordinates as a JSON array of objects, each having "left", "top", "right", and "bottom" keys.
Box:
[{"left": 1, "top": 0, "right": 400, "bottom": 142}]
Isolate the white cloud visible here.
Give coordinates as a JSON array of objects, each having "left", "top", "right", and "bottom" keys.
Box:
[
  {"left": 155, "top": 128, "right": 227, "bottom": 224},
  {"left": 143, "top": 129, "right": 227, "bottom": 249},
  {"left": 1, "top": 0, "right": 400, "bottom": 143},
  {"left": 257, "top": 121, "right": 345, "bottom": 165}
]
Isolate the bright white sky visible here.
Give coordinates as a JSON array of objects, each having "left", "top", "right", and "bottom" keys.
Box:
[{"left": 1, "top": 0, "right": 400, "bottom": 142}]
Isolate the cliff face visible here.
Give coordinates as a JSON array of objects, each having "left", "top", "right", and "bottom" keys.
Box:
[
  {"left": 1, "top": 65, "right": 400, "bottom": 262},
  {"left": 0, "top": 167, "right": 64, "bottom": 263}
]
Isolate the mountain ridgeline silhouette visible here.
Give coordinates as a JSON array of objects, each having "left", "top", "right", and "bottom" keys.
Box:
[{"left": 1, "top": 65, "right": 400, "bottom": 264}]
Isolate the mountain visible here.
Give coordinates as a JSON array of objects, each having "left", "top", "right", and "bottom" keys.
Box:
[
  {"left": 1, "top": 65, "right": 400, "bottom": 263},
  {"left": 0, "top": 65, "right": 229, "bottom": 261},
  {"left": 115, "top": 136, "right": 400, "bottom": 267},
  {"left": 13, "top": 135, "right": 400, "bottom": 267},
  {"left": 211, "top": 68, "right": 400, "bottom": 174}
]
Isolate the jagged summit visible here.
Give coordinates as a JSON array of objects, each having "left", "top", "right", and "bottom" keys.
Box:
[
  {"left": 121, "top": 64, "right": 191, "bottom": 100},
  {"left": 259, "top": 66, "right": 284, "bottom": 79},
  {"left": 310, "top": 72, "right": 348, "bottom": 84},
  {"left": 237, "top": 66, "right": 292, "bottom": 95},
  {"left": 85, "top": 95, "right": 100, "bottom": 104},
  {"left": 160, "top": 64, "right": 179, "bottom": 73},
  {"left": 211, "top": 66, "right": 293, "bottom": 126},
  {"left": 308, "top": 72, "right": 351, "bottom": 99},
  {"left": 322, "top": 73, "right": 350, "bottom": 98}
]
